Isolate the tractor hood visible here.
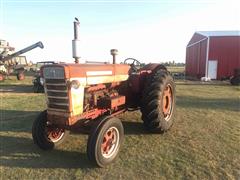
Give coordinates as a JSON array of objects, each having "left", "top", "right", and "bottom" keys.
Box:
[{"left": 42, "top": 63, "right": 130, "bottom": 85}]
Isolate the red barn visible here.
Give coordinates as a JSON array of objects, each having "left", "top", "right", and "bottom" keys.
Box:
[{"left": 185, "top": 31, "right": 240, "bottom": 80}]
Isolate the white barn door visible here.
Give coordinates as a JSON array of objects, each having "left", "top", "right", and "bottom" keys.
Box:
[{"left": 208, "top": 60, "right": 218, "bottom": 79}]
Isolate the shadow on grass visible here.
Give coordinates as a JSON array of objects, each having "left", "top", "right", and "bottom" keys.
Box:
[
  {"left": 1, "top": 110, "right": 39, "bottom": 121},
  {"left": 0, "top": 110, "right": 39, "bottom": 133},
  {"left": 0, "top": 135, "right": 94, "bottom": 169},
  {"left": 0, "top": 110, "right": 94, "bottom": 168},
  {"left": 0, "top": 110, "right": 149, "bottom": 169},
  {"left": 122, "top": 121, "right": 148, "bottom": 135},
  {"left": 6, "top": 93, "right": 238, "bottom": 169},
  {"left": 0, "top": 84, "right": 33, "bottom": 93},
  {"left": 0, "top": 122, "right": 149, "bottom": 169},
  {"left": 1, "top": 109, "right": 149, "bottom": 134},
  {"left": 177, "top": 96, "right": 239, "bottom": 111}
]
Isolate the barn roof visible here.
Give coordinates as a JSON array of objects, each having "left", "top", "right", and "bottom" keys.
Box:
[
  {"left": 187, "top": 31, "right": 240, "bottom": 47},
  {"left": 196, "top": 31, "right": 240, "bottom": 37}
]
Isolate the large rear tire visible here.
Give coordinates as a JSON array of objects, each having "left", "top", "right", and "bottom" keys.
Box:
[
  {"left": 17, "top": 72, "right": 25, "bottom": 80},
  {"left": 32, "top": 110, "right": 69, "bottom": 150},
  {"left": 0, "top": 73, "right": 5, "bottom": 81},
  {"left": 87, "top": 116, "right": 124, "bottom": 167},
  {"left": 141, "top": 70, "right": 176, "bottom": 132}
]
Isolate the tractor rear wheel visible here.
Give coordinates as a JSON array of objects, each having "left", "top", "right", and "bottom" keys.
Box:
[
  {"left": 17, "top": 72, "right": 25, "bottom": 80},
  {"left": 87, "top": 116, "right": 124, "bottom": 167},
  {"left": 32, "top": 110, "right": 69, "bottom": 150},
  {"left": 0, "top": 73, "right": 5, "bottom": 81},
  {"left": 141, "top": 69, "right": 176, "bottom": 132}
]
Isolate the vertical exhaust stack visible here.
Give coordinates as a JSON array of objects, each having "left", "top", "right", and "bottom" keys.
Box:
[
  {"left": 72, "top": 18, "right": 81, "bottom": 64},
  {"left": 110, "top": 49, "right": 118, "bottom": 64}
]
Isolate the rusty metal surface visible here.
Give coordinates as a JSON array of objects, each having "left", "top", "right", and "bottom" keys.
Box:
[{"left": 110, "top": 96, "right": 125, "bottom": 109}]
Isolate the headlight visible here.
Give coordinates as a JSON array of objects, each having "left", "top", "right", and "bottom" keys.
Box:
[{"left": 70, "top": 80, "right": 80, "bottom": 89}]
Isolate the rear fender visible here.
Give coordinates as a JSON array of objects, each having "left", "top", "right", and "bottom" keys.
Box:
[
  {"left": 128, "top": 63, "right": 167, "bottom": 95},
  {"left": 140, "top": 63, "right": 167, "bottom": 73},
  {"left": 139, "top": 63, "right": 167, "bottom": 90}
]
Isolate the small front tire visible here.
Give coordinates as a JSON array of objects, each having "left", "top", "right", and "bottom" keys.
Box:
[
  {"left": 0, "top": 73, "right": 5, "bottom": 81},
  {"left": 17, "top": 72, "right": 25, "bottom": 80},
  {"left": 87, "top": 117, "right": 124, "bottom": 167},
  {"left": 32, "top": 110, "right": 69, "bottom": 150}
]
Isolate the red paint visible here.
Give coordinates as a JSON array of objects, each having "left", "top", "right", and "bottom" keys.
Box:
[
  {"left": 87, "top": 84, "right": 106, "bottom": 92},
  {"left": 110, "top": 96, "right": 125, "bottom": 109},
  {"left": 78, "top": 108, "right": 108, "bottom": 120},
  {"left": 45, "top": 63, "right": 169, "bottom": 127},
  {"left": 208, "top": 36, "right": 240, "bottom": 79},
  {"left": 186, "top": 39, "right": 207, "bottom": 78},
  {"left": 186, "top": 33, "right": 240, "bottom": 79}
]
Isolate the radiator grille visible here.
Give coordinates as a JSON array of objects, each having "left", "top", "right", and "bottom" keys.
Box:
[{"left": 45, "top": 79, "right": 69, "bottom": 111}]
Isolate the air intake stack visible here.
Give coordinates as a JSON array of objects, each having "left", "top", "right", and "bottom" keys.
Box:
[
  {"left": 110, "top": 49, "right": 118, "bottom": 64},
  {"left": 72, "top": 18, "right": 81, "bottom": 63}
]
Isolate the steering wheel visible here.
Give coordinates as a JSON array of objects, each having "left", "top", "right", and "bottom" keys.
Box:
[
  {"left": 124, "top": 58, "right": 142, "bottom": 73},
  {"left": 123, "top": 58, "right": 141, "bottom": 66}
]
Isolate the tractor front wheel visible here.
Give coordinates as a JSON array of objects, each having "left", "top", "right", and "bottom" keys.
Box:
[
  {"left": 141, "top": 69, "right": 176, "bottom": 132},
  {"left": 0, "top": 73, "right": 5, "bottom": 81},
  {"left": 32, "top": 110, "right": 69, "bottom": 150},
  {"left": 87, "top": 117, "right": 124, "bottom": 167},
  {"left": 17, "top": 72, "right": 25, "bottom": 80}
]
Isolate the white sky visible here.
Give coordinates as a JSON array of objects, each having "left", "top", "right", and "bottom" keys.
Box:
[{"left": 1, "top": 0, "right": 239, "bottom": 63}]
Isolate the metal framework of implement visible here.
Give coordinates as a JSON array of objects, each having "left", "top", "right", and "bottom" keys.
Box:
[{"left": 0, "top": 41, "right": 44, "bottom": 81}]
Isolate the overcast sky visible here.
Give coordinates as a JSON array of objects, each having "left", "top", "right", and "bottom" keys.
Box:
[{"left": 0, "top": 0, "right": 239, "bottom": 63}]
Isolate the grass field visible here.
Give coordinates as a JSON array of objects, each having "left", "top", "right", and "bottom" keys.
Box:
[
  {"left": 167, "top": 66, "right": 185, "bottom": 73},
  {"left": 0, "top": 75, "right": 239, "bottom": 179}
]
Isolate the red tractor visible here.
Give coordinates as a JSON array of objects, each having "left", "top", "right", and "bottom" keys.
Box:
[{"left": 32, "top": 19, "right": 176, "bottom": 167}]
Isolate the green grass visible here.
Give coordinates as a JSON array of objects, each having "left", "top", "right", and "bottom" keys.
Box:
[
  {"left": 0, "top": 78, "right": 239, "bottom": 179},
  {"left": 167, "top": 66, "right": 185, "bottom": 73},
  {"left": 0, "top": 75, "right": 33, "bottom": 85}
]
